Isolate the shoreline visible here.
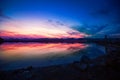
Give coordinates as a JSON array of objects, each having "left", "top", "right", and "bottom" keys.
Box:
[{"left": 0, "top": 45, "right": 120, "bottom": 80}]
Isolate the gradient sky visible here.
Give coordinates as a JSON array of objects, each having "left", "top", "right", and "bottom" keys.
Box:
[{"left": 0, "top": 0, "right": 120, "bottom": 38}]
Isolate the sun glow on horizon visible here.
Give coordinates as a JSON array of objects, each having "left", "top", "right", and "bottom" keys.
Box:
[{"left": 0, "top": 18, "right": 88, "bottom": 38}]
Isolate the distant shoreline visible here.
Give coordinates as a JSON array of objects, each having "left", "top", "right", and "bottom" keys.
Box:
[{"left": 0, "top": 37, "right": 120, "bottom": 45}]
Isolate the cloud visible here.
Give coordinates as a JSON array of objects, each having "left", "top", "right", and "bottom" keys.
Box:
[
  {"left": 71, "top": 24, "right": 110, "bottom": 37},
  {"left": 0, "top": 9, "right": 11, "bottom": 20},
  {"left": 0, "top": 30, "right": 46, "bottom": 39},
  {"left": 91, "top": 9, "right": 110, "bottom": 17},
  {"left": 0, "top": 29, "right": 87, "bottom": 39}
]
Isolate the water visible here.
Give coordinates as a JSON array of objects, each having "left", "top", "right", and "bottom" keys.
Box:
[{"left": 0, "top": 42, "right": 106, "bottom": 70}]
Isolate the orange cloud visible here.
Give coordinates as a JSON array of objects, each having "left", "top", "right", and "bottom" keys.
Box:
[
  {"left": 0, "top": 18, "right": 88, "bottom": 38},
  {"left": 0, "top": 30, "right": 46, "bottom": 38},
  {"left": 0, "top": 30, "right": 87, "bottom": 39}
]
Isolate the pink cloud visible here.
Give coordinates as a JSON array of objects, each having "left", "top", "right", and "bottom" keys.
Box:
[
  {"left": 0, "top": 30, "right": 88, "bottom": 39},
  {"left": 0, "top": 30, "right": 47, "bottom": 38}
]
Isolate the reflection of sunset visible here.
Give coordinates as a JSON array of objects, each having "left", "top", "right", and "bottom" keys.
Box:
[{"left": 0, "top": 43, "right": 88, "bottom": 60}]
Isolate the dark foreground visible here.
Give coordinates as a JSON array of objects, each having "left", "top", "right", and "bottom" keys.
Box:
[{"left": 0, "top": 43, "right": 120, "bottom": 80}]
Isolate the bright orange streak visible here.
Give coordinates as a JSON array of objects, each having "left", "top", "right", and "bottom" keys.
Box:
[{"left": 0, "top": 43, "right": 88, "bottom": 60}]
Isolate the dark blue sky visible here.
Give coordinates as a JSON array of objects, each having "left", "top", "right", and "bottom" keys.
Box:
[{"left": 0, "top": 0, "right": 120, "bottom": 37}]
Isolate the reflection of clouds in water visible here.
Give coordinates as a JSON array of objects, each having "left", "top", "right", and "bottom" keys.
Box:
[
  {"left": 78, "top": 44, "right": 106, "bottom": 59},
  {"left": 0, "top": 43, "right": 106, "bottom": 70},
  {"left": 0, "top": 43, "right": 88, "bottom": 60}
]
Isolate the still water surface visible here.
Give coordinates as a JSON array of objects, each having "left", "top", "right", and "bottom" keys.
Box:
[{"left": 0, "top": 43, "right": 105, "bottom": 70}]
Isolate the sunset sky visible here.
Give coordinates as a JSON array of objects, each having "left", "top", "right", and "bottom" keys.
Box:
[{"left": 0, "top": 0, "right": 120, "bottom": 39}]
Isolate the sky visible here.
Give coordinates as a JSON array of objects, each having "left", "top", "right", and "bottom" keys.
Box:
[{"left": 0, "top": 0, "right": 120, "bottom": 39}]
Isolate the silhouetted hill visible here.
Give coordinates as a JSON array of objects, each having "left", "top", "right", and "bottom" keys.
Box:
[
  {"left": 1, "top": 37, "right": 120, "bottom": 44},
  {"left": 0, "top": 37, "right": 4, "bottom": 43},
  {"left": 2, "top": 38, "right": 88, "bottom": 43}
]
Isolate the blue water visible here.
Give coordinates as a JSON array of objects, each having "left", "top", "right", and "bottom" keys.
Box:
[{"left": 0, "top": 43, "right": 106, "bottom": 70}]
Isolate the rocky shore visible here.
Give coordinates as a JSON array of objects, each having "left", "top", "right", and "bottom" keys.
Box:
[{"left": 0, "top": 44, "right": 120, "bottom": 80}]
